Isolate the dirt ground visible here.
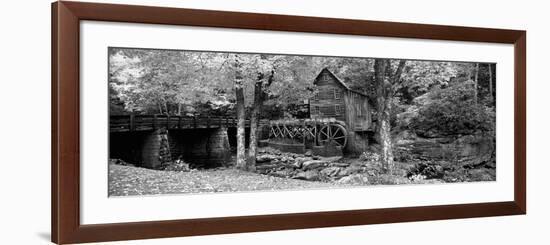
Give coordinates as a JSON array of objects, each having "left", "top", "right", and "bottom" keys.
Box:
[{"left": 108, "top": 163, "right": 341, "bottom": 196}]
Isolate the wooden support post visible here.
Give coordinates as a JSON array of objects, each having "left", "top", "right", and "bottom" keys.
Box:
[
  {"left": 193, "top": 116, "right": 197, "bottom": 129},
  {"left": 153, "top": 114, "right": 158, "bottom": 130},
  {"left": 206, "top": 115, "right": 210, "bottom": 128},
  {"left": 177, "top": 116, "right": 182, "bottom": 129},
  {"left": 302, "top": 121, "right": 306, "bottom": 145},
  {"left": 129, "top": 114, "right": 135, "bottom": 131},
  {"left": 166, "top": 115, "right": 171, "bottom": 129}
]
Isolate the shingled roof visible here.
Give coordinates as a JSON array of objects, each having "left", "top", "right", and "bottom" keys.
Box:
[{"left": 313, "top": 68, "right": 368, "bottom": 97}]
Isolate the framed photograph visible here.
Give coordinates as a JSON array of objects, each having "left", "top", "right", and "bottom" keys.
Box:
[{"left": 51, "top": 1, "right": 526, "bottom": 244}]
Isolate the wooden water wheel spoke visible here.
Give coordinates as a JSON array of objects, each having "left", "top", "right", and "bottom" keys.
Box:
[{"left": 317, "top": 124, "right": 348, "bottom": 147}]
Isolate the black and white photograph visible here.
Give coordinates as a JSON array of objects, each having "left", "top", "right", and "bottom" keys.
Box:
[
  {"left": 5, "top": 0, "right": 546, "bottom": 244},
  {"left": 108, "top": 47, "right": 497, "bottom": 196}
]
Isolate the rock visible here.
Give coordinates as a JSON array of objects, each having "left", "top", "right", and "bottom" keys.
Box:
[
  {"left": 338, "top": 165, "right": 363, "bottom": 176},
  {"left": 406, "top": 162, "right": 445, "bottom": 179},
  {"left": 329, "top": 162, "right": 350, "bottom": 168},
  {"left": 162, "top": 160, "right": 190, "bottom": 172},
  {"left": 295, "top": 157, "right": 312, "bottom": 163},
  {"left": 270, "top": 169, "right": 295, "bottom": 178},
  {"left": 485, "top": 159, "right": 496, "bottom": 169},
  {"left": 292, "top": 161, "right": 303, "bottom": 169},
  {"left": 293, "top": 157, "right": 312, "bottom": 168},
  {"left": 337, "top": 174, "right": 368, "bottom": 185},
  {"left": 470, "top": 169, "right": 496, "bottom": 182},
  {"left": 256, "top": 154, "right": 279, "bottom": 163},
  {"left": 292, "top": 170, "right": 320, "bottom": 181},
  {"left": 395, "top": 135, "right": 495, "bottom": 167},
  {"left": 302, "top": 160, "right": 326, "bottom": 170},
  {"left": 359, "top": 152, "right": 380, "bottom": 162},
  {"left": 255, "top": 164, "right": 279, "bottom": 171},
  {"left": 304, "top": 150, "right": 312, "bottom": 157},
  {"left": 319, "top": 156, "right": 343, "bottom": 163},
  {"left": 320, "top": 166, "right": 341, "bottom": 177}
]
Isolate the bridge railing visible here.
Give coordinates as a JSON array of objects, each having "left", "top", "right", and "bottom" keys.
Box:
[{"left": 110, "top": 114, "right": 266, "bottom": 132}]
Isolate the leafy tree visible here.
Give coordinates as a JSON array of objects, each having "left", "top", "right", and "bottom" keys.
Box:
[
  {"left": 397, "top": 61, "right": 459, "bottom": 104},
  {"left": 410, "top": 80, "right": 495, "bottom": 137},
  {"left": 109, "top": 47, "right": 497, "bottom": 173}
]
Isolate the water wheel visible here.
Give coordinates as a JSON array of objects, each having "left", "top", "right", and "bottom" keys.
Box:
[{"left": 317, "top": 123, "right": 347, "bottom": 147}]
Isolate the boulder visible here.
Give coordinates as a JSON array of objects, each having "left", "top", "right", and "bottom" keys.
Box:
[
  {"left": 338, "top": 165, "right": 363, "bottom": 176},
  {"left": 319, "top": 156, "right": 343, "bottom": 163},
  {"left": 292, "top": 170, "right": 320, "bottom": 181},
  {"left": 293, "top": 157, "right": 313, "bottom": 168},
  {"left": 255, "top": 164, "right": 279, "bottom": 171},
  {"left": 337, "top": 174, "right": 368, "bottom": 185},
  {"left": 256, "top": 154, "right": 279, "bottom": 163},
  {"left": 329, "top": 162, "right": 350, "bottom": 168},
  {"left": 302, "top": 160, "right": 326, "bottom": 170},
  {"left": 406, "top": 162, "right": 445, "bottom": 179},
  {"left": 319, "top": 166, "right": 341, "bottom": 177},
  {"left": 270, "top": 169, "right": 295, "bottom": 178}
]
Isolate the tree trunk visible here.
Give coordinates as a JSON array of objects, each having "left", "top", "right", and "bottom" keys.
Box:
[
  {"left": 235, "top": 85, "right": 247, "bottom": 170},
  {"left": 247, "top": 81, "right": 263, "bottom": 169},
  {"left": 247, "top": 71, "right": 274, "bottom": 169},
  {"left": 373, "top": 59, "right": 406, "bottom": 174},
  {"left": 373, "top": 59, "right": 394, "bottom": 174},
  {"left": 488, "top": 63, "right": 494, "bottom": 105},
  {"left": 177, "top": 103, "right": 182, "bottom": 115},
  {"left": 378, "top": 98, "right": 393, "bottom": 174},
  {"left": 474, "top": 63, "right": 479, "bottom": 104}
]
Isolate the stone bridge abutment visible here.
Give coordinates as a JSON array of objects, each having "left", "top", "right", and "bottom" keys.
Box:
[{"left": 110, "top": 127, "right": 231, "bottom": 169}]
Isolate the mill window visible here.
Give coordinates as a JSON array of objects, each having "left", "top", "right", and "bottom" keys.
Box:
[
  {"left": 334, "top": 88, "right": 342, "bottom": 100},
  {"left": 335, "top": 104, "right": 343, "bottom": 114}
]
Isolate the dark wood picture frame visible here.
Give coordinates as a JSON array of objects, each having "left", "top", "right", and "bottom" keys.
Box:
[{"left": 51, "top": 1, "right": 526, "bottom": 244}]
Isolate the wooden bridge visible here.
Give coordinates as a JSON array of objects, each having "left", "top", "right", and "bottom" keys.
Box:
[{"left": 110, "top": 114, "right": 266, "bottom": 132}]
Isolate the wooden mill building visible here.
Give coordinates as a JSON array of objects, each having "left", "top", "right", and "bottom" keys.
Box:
[{"left": 309, "top": 68, "right": 374, "bottom": 153}]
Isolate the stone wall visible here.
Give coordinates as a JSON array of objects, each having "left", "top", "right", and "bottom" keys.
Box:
[
  {"left": 140, "top": 128, "right": 171, "bottom": 168},
  {"left": 168, "top": 127, "right": 230, "bottom": 167},
  {"left": 395, "top": 134, "right": 495, "bottom": 167},
  {"left": 110, "top": 127, "right": 231, "bottom": 169}
]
